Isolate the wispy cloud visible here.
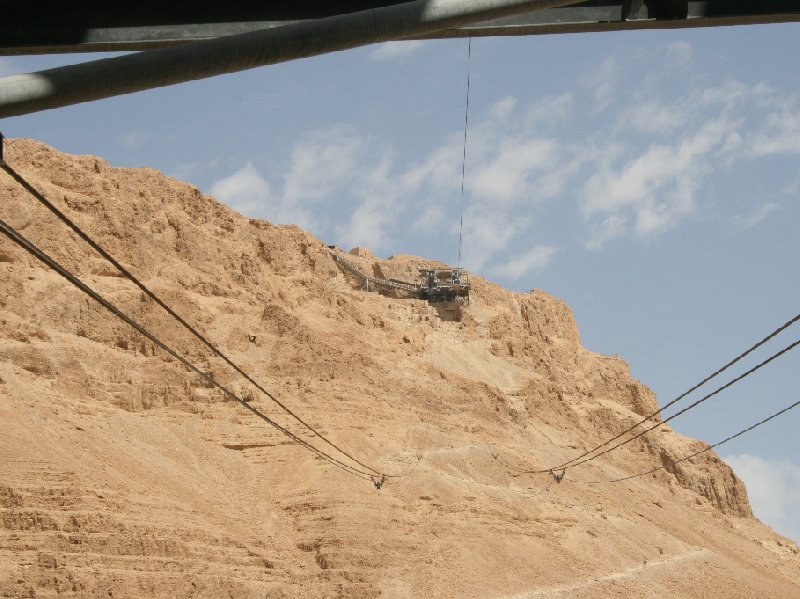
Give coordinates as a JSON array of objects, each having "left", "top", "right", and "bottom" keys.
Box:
[
  {"left": 206, "top": 63, "right": 800, "bottom": 274},
  {"left": 209, "top": 125, "right": 407, "bottom": 249},
  {"left": 460, "top": 206, "right": 526, "bottom": 274},
  {"left": 282, "top": 125, "right": 366, "bottom": 205},
  {"left": 470, "top": 137, "right": 559, "bottom": 203},
  {"left": 748, "top": 109, "right": 800, "bottom": 156},
  {"left": 626, "top": 100, "right": 686, "bottom": 135},
  {"left": 665, "top": 41, "right": 692, "bottom": 66},
  {"left": 369, "top": 40, "right": 425, "bottom": 61},
  {"left": 581, "top": 56, "right": 617, "bottom": 113},
  {"left": 524, "top": 92, "right": 574, "bottom": 128},
  {"left": 725, "top": 453, "right": 800, "bottom": 543},
  {"left": 782, "top": 172, "right": 800, "bottom": 196},
  {"left": 734, "top": 202, "right": 781, "bottom": 229},
  {"left": 334, "top": 200, "right": 394, "bottom": 250},
  {"left": 489, "top": 96, "right": 517, "bottom": 121},
  {"left": 495, "top": 245, "right": 557, "bottom": 279},
  {"left": 574, "top": 76, "right": 800, "bottom": 249},
  {"left": 586, "top": 215, "right": 627, "bottom": 251},
  {"left": 119, "top": 132, "right": 149, "bottom": 149},
  {"left": 209, "top": 161, "right": 273, "bottom": 218},
  {"left": 411, "top": 204, "right": 447, "bottom": 234},
  {"left": 581, "top": 114, "right": 739, "bottom": 247}
]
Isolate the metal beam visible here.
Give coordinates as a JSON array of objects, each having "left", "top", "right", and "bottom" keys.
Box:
[
  {"left": 428, "top": 0, "right": 800, "bottom": 38},
  {"left": 0, "top": 0, "right": 585, "bottom": 118},
  {"left": 0, "top": 1, "right": 415, "bottom": 55},
  {"left": 1, "top": 1, "right": 799, "bottom": 55}
]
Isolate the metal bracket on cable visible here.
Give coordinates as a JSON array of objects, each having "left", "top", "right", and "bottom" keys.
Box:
[
  {"left": 372, "top": 474, "right": 388, "bottom": 490},
  {"left": 549, "top": 468, "right": 566, "bottom": 483}
]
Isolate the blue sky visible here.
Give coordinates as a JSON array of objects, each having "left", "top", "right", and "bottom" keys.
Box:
[{"left": 1, "top": 22, "right": 798, "bottom": 541}]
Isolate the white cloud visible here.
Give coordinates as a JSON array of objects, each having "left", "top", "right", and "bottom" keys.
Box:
[
  {"left": 698, "top": 79, "right": 749, "bottom": 109},
  {"left": 495, "top": 245, "right": 557, "bottom": 279},
  {"left": 369, "top": 40, "right": 424, "bottom": 61},
  {"left": 524, "top": 92, "right": 574, "bottom": 128},
  {"left": 581, "top": 56, "right": 617, "bottom": 112},
  {"left": 626, "top": 101, "right": 686, "bottom": 135},
  {"left": 734, "top": 202, "right": 781, "bottom": 229},
  {"left": 411, "top": 204, "right": 447, "bottom": 234},
  {"left": 334, "top": 201, "right": 393, "bottom": 251},
  {"left": 460, "top": 206, "right": 527, "bottom": 273},
  {"left": 748, "top": 110, "right": 800, "bottom": 156},
  {"left": 208, "top": 72, "right": 800, "bottom": 269},
  {"left": 489, "top": 96, "right": 517, "bottom": 121},
  {"left": 208, "top": 126, "right": 409, "bottom": 246},
  {"left": 470, "top": 138, "right": 559, "bottom": 203},
  {"left": 119, "top": 131, "right": 149, "bottom": 149},
  {"left": 586, "top": 215, "right": 627, "bottom": 251},
  {"left": 209, "top": 161, "right": 273, "bottom": 218},
  {"left": 403, "top": 133, "right": 463, "bottom": 193},
  {"left": 581, "top": 116, "right": 737, "bottom": 247},
  {"left": 725, "top": 453, "right": 800, "bottom": 543},
  {"left": 282, "top": 125, "right": 365, "bottom": 205},
  {"left": 782, "top": 173, "right": 800, "bottom": 196},
  {"left": 665, "top": 41, "right": 692, "bottom": 66}
]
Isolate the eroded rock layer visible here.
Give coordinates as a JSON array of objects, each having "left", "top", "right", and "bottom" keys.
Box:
[{"left": 1, "top": 139, "right": 798, "bottom": 598}]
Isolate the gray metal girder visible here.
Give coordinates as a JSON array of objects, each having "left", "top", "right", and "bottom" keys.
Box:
[{"left": 1, "top": 1, "right": 799, "bottom": 56}]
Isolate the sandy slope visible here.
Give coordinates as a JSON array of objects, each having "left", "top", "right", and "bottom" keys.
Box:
[{"left": 0, "top": 139, "right": 798, "bottom": 598}]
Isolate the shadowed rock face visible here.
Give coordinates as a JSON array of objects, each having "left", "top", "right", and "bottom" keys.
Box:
[{"left": 0, "top": 139, "right": 797, "bottom": 598}]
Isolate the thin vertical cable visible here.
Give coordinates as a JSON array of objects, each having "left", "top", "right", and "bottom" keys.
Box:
[{"left": 458, "top": 37, "right": 471, "bottom": 268}]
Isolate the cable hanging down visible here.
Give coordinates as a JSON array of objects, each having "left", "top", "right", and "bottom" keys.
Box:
[
  {"left": 0, "top": 159, "right": 418, "bottom": 480},
  {"left": 457, "top": 37, "right": 471, "bottom": 268},
  {"left": 536, "top": 311, "right": 800, "bottom": 474},
  {"left": 0, "top": 215, "right": 378, "bottom": 482},
  {"left": 611, "top": 396, "right": 800, "bottom": 483},
  {"left": 530, "top": 336, "right": 800, "bottom": 475}
]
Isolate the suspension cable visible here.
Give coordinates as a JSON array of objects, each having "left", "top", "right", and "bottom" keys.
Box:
[
  {"left": 611, "top": 396, "right": 800, "bottom": 483},
  {"left": 538, "top": 311, "right": 800, "bottom": 472},
  {"left": 457, "top": 36, "right": 471, "bottom": 268},
  {"left": 0, "top": 215, "right": 375, "bottom": 481},
  {"left": 1, "top": 159, "right": 388, "bottom": 477},
  {"left": 531, "top": 337, "right": 799, "bottom": 474}
]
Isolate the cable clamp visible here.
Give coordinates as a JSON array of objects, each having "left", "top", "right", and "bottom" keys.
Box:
[
  {"left": 372, "top": 474, "right": 388, "bottom": 490},
  {"left": 549, "top": 469, "right": 566, "bottom": 483}
]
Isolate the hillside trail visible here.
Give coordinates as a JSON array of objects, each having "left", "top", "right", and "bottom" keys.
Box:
[
  {"left": 1, "top": 138, "right": 798, "bottom": 598},
  {"left": 507, "top": 547, "right": 711, "bottom": 598}
]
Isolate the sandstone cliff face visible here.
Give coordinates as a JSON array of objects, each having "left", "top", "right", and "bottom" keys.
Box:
[{"left": 1, "top": 139, "right": 797, "bottom": 598}]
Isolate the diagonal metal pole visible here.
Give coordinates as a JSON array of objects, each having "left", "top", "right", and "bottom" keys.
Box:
[{"left": 0, "top": 0, "right": 583, "bottom": 118}]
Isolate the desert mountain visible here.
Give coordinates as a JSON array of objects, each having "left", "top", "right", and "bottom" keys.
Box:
[{"left": 1, "top": 139, "right": 798, "bottom": 598}]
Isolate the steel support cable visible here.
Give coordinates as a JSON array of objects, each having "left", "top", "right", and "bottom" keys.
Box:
[
  {"left": 0, "top": 161, "right": 388, "bottom": 478},
  {"left": 383, "top": 455, "right": 425, "bottom": 487},
  {"left": 611, "top": 396, "right": 800, "bottom": 483},
  {"left": 0, "top": 216, "right": 374, "bottom": 482},
  {"left": 457, "top": 36, "right": 471, "bottom": 268},
  {"left": 540, "top": 311, "right": 800, "bottom": 473},
  {"left": 536, "top": 338, "right": 800, "bottom": 474}
]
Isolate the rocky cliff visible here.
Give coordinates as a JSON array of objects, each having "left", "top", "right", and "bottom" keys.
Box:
[{"left": 1, "top": 139, "right": 798, "bottom": 598}]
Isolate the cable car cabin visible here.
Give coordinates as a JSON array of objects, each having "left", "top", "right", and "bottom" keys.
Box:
[{"left": 417, "top": 268, "right": 470, "bottom": 303}]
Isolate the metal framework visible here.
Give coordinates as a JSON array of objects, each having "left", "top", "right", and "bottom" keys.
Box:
[
  {"left": 0, "top": 1, "right": 798, "bottom": 116},
  {"left": 329, "top": 248, "right": 470, "bottom": 305},
  {"left": 2, "top": 1, "right": 799, "bottom": 55},
  {"left": 418, "top": 269, "right": 470, "bottom": 304}
]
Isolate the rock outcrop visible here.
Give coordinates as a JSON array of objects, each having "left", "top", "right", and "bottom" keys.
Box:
[{"left": 1, "top": 139, "right": 797, "bottom": 598}]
